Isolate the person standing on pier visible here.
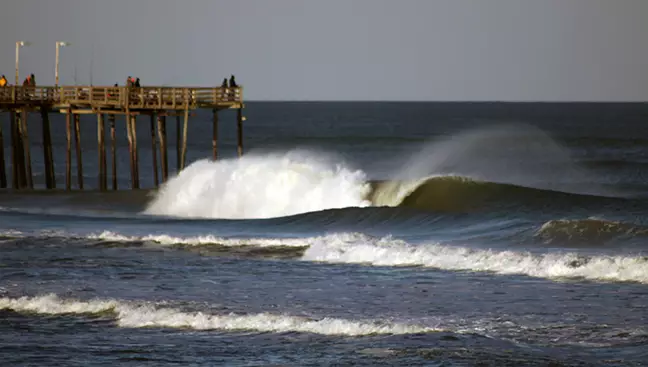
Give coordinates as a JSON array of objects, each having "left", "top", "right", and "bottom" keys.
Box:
[
  {"left": 0, "top": 75, "right": 7, "bottom": 87},
  {"left": 221, "top": 78, "right": 229, "bottom": 100},
  {"left": 229, "top": 75, "right": 238, "bottom": 88}
]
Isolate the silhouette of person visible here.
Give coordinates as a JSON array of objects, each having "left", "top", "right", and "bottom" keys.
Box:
[
  {"left": 229, "top": 75, "right": 237, "bottom": 88},
  {"left": 221, "top": 78, "right": 228, "bottom": 88},
  {"left": 135, "top": 78, "right": 141, "bottom": 88},
  {"left": 126, "top": 76, "right": 133, "bottom": 87}
]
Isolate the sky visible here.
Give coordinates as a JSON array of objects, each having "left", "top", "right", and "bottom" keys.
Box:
[{"left": 1, "top": 0, "right": 647, "bottom": 101}]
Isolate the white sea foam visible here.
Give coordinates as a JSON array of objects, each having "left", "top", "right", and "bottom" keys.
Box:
[
  {"left": 0, "top": 294, "right": 437, "bottom": 336},
  {"left": 144, "top": 152, "right": 371, "bottom": 219},
  {"left": 88, "top": 230, "right": 308, "bottom": 248},
  {"left": 301, "top": 233, "right": 648, "bottom": 283}
]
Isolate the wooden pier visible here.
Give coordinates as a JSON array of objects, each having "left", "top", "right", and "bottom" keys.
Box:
[{"left": 0, "top": 85, "right": 244, "bottom": 190}]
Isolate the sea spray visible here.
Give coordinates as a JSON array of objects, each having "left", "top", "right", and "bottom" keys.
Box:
[{"left": 145, "top": 152, "right": 371, "bottom": 219}]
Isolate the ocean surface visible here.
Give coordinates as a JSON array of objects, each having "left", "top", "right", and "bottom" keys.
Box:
[{"left": 1, "top": 102, "right": 648, "bottom": 366}]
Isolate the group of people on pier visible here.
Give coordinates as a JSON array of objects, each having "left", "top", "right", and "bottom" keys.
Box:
[
  {"left": 126, "top": 76, "right": 141, "bottom": 87},
  {"left": 0, "top": 74, "right": 35, "bottom": 88}
]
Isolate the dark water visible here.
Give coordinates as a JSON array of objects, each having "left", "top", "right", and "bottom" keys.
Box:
[{"left": 1, "top": 102, "right": 648, "bottom": 366}]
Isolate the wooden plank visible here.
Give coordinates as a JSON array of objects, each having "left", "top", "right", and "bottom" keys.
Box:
[
  {"left": 41, "top": 108, "right": 55, "bottom": 189},
  {"left": 20, "top": 108, "right": 33, "bottom": 189},
  {"left": 157, "top": 115, "right": 168, "bottom": 182},
  {"left": 150, "top": 113, "right": 159, "bottom": 187},
  {"left": 74, "top": 114, "right": 84, "bottom": 189},
  {"left": 66, "top": 108, "right": 72, "bottom": 190},
  {"left": 0, "top": 116, "right": 6, "bottom": 188}
]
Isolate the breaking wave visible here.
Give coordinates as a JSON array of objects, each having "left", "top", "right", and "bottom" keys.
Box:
[
  {"left": 0, "top": 294, "right": 438, "bottom": 336},
  {"left": 301, "top": 233, "right": 648, "bottom": 283},
  {"left": 143, "top": 154, "right": 633, "bottom": 220},
  {"left": 144, "top": 152, "right": 371, "bottom": 219}
]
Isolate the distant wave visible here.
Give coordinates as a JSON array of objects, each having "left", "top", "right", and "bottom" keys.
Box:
[
  {"left": 535, "top": 218, "right": 648, "bottom": 245},
  {"left": 0, "top": 294, "right": 438, "bottom": 336},
  {"left": 3, "top": 230, "right": 647, "bottom": 283},
  {"left": 302, "top": 233, "right": 648, "bottom": 284}
]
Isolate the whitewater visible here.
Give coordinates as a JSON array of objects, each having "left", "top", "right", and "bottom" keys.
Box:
[{"left": 145, "top": 152, "right": 373, "bottom": 219}]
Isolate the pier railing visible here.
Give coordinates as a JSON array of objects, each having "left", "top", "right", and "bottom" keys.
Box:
[{"left": 0, "top": 86, "right": 243, "bottom": 109}]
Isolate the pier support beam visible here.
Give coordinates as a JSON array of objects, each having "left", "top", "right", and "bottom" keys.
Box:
[
  {"left": 126, "top": 114, "right": 135, "bottom": 189},
  {"left": 157, "top": 115, "right": 168, "bottom": 182},
  {"left": 41, "top": 108, "right": 55, "bottom": 189},
  {"left": 74, "top": 114, "right": 84, "bottom": 189},
  {"left": 180, "top": 107, "right": 189, "bottom": 170},
  {"left": 175, "top": 116, "right": 181, "bottom": 171},
  {"left": 110, "top": 114, "right": 117, "bottom": 190},
  {"left": 97, "top": 113, "right": 106, "bottom": 191},
  {"left": 212, "top": 108, "right": 218, "bottom": 160},
  {"left": 65, "top": 109, "right": 72, "bottom": 190},
  {"left": 11, "top": 110, "right": 26, "bottom": 189},
  {"left": 237, "top": 107, "right": 244, "bottom": 157},
  {"left": 0, "top": 118, "right": 6, "bottom": 189},
  {"left": 132, "top": 115, "right": 139, "bottom": 189},
  {"left": 20, "top": 108, "right": 33, "bottom": 189},
  {"left": 150, "top": 113, "right": 159, "bottom": 187}
]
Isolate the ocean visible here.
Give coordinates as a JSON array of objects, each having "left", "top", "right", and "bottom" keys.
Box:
[{"left": 1, "top": 102, "right": 647, "bottom": 366}]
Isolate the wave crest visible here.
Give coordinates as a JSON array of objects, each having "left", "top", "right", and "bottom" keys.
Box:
[
  {"left": 0, "top": 294, "right": 438, "bottom": 336},
  {"left": 301, "top": 233, "right": 648, "bottom": 283},
  {"left": 145, "top": 153, "right": 371, "bottom": 219}
]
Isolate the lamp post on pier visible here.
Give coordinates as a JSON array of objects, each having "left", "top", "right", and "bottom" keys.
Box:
[
  {"left": 55, "top": 41, "right": 70, "bottom": 86},
  {"left": 15, "top": 41, "right": 29, "bottom": 85}
]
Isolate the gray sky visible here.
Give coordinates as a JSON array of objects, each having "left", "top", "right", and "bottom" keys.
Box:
[{"left": 1, "top": 0, "right": 647, "bottom": 101}]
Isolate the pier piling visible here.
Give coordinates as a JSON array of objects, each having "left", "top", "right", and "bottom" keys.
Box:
[
  {"left": 97, "top": 113, "right": 106, "bottom": 191},
  {"left": 157, "top": 115, "right": 168, "bottom": 183},
  {"left": 150, "top": 113, "right": 159, "bottom": 187},
  {"left": 109, "top": 114, "right": 117, "bottom": 190},
  {"left": 212, "top": 109, "right": 219, "bottom": 160},
  {"left": 181, "top": 107, "right": 189, "bottom": 170},
  {"left": 40, "top": 108, "right": 55, "bottom": 189},
  {"left": 237, "top": 107, "right": 244, "bottom": 157},
  {"left": 74, "top": 114, "right": 84, "bottom": 189},
  {"left": 176, "top": 115, "right": 181, "bottom": 171},
  {"left": 131, "top": 115, "right": 139, "bottom": 189},
  {"left": 65, "top": 109, "right": 72, "bottom": 190},
  {"left": 0, "top": 119, "right": 6, "bottom": 188},
  {"left": 20, "top": 108, "right": 33, "bottom": 189}
]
